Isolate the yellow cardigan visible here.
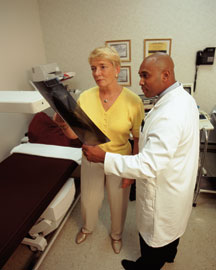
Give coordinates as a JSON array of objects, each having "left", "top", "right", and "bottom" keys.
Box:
[{"left": 78, "top": 87, "right": 144, "bottom": 155}]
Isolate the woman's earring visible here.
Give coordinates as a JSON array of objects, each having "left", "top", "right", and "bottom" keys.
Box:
[{"left": 115, "top": 74, "right": 118, "bottom": 78}]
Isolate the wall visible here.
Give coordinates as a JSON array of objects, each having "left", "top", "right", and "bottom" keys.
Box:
[
  {"left": 0, "top": 0, "right": 47, "bottom": 162},
  {"left": 38, "top": 0, "right": 216, "bottom": 113}
]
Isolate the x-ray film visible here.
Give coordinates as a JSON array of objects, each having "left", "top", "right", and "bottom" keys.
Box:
[{"left": 32, "top": 79, "right": 110, "bottom": 145}]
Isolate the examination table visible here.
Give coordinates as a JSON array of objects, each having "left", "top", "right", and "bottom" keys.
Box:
[
  {"left": 0, "top": 112, "right": 84, "bottom": 269},
  {"left": 0, "top": 149, "right": 81, "bottom": 269}
]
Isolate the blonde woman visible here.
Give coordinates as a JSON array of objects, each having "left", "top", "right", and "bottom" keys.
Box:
[{"left": 54, "top": 46, "right": 144, "bottom": 254}]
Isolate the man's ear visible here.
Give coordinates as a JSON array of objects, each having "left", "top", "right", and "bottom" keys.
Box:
[{"left": 161, "top": 70, "right": 170, "bottom": 82}]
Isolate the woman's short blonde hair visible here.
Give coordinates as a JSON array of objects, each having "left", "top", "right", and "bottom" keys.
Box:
[{"left": 88, "top": 46, "right": 121, "bottom": 67}]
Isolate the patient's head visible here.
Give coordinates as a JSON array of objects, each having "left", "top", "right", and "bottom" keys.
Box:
[{"left": 88, "top": 45, "right": 121, "bottom": 68}]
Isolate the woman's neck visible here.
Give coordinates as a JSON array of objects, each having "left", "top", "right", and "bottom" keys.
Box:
[
  {"left": 99, "top": 83, "right": 122, "bottom": 96},
  {"left": 99, "top": 84, "right": 123, "bottom": 106}
]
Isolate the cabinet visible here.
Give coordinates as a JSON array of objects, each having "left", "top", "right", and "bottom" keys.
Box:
[
  {"left": 139, "top": 94, "right": 157, "bottom": 114},
  {"left": 193, "top": 113, "right": 215, "bottom": 206}
]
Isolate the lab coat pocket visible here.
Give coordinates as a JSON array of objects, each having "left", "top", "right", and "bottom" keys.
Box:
[
  {"left": 137, "top": 181, "right": 156, "bottom": 223},
  {"left": 137, "top": 197, "right": 155, "bottom": 237},
  {"left": 142, "top": 196, "right": 155, "bottom": 224}
]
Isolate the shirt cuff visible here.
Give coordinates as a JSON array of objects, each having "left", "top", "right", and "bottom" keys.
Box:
[{"left": 104, "top": 152, "right": 115, "bottom": 175}]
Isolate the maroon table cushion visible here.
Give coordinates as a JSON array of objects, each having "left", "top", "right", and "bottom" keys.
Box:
[
  {"left": 28, "top": 112, "right": 82, "bottom": 147},
  {"left": 0, "top": 153, "right": 77, "bottom": 268}
]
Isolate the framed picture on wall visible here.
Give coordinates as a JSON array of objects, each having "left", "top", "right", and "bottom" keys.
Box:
[
  {"left": 144, "top": 39, "right": 172, "bottom": 57},
  {"left": 105, "top": 40, "right": 131, "bottom": 62},
  {"left": 117, "top": 66, "right": 131, "bottom": 86},
  {"left": 182, "top": 83, "right": 194, "bottom": 96}
]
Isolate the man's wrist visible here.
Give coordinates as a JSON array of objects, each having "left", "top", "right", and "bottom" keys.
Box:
[{"left": 101, "top": 152, "right": 106, "bottom": 163}]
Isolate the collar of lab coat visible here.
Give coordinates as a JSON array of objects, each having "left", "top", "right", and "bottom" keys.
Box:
[
  {"left": 145, "top": 84, "right": 183, "bottom": 122},
  {"left": 154, "top": 83, "right": 181, "bottom": 108},
  {"left": 158, "top": 81, "right": 180, "bottom": 98}
]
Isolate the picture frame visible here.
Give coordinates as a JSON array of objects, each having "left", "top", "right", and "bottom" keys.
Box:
[
  {"left": 182, "top": 83, "right": 194, "bottom": 96},
  {"left": 144, "top": 39, "right": 172, "bottom": 57},
  {"left": 105, "top": 40, "right": 131, "bottom": 62},
  {"left": 118, "top": 66, "right": 131, "bottom": 86}
]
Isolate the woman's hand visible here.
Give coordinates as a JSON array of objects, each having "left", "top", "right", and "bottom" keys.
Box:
[
  {"left": 82, "top": 145, "right": 106, "bottom": 163},
  {"left": 122, "top": 178, "right": 135, "bottom": 188},
  {"left": 53, "top": 113, "right": 65, "bottom": 126},
  {"left": 53, "top": 113, "right": 78, "bottom": 139}
]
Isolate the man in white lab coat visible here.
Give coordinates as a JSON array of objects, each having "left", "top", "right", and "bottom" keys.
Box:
[{"left": 82, "top": 53, "right": 200, "bottom": 270}]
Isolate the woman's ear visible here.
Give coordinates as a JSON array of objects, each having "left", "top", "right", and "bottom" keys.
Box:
[{"left": 116, "top": 65, "right": 121, "bottom": 75}]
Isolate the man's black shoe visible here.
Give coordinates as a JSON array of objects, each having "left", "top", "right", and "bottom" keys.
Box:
[{"left": 121, "top": 259, "right": 137, "bottom": 270}]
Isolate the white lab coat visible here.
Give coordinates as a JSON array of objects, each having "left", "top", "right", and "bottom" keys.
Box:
[{"left": 104, "top": 85, "right": 199, "bottom": 247}]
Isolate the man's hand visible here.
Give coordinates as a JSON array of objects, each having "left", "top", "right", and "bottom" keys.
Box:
[
  {"left": 82, "top": 145, "right": 106, "bottom": 163},
  {"left": 122, "top": 178, "right": 135, "bottom": 188}
]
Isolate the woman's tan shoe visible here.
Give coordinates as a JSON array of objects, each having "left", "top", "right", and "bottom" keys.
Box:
[
  {"left": 111, "top": 238, "right": 122, "bottom": 254},
  {"left": 75, "top": 229, "right": 91, "bottom": 244}
]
